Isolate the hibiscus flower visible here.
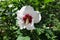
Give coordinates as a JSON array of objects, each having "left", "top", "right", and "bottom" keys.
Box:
[{"left": 17, "top": 6, "right": 41, "bottom": 30}]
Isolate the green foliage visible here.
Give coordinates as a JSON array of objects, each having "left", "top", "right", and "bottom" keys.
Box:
[
  {"left": 0, "top": 0, "right": 60, "bottom": 40},
  {"left": 44, "top": 0, "right": 55, "bottom": 3},
  {"left": 17, "top": 36, "right": 30, "bottom": 40}
]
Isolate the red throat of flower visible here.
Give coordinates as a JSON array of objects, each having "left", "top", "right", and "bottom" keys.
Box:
[{"left": 23, "top": 14, "right": 32, "bottom": 24}]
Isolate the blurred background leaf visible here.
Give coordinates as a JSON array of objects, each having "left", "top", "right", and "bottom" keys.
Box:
[{"left": 17, "top": 36, "right": 30, "bottom": 40}]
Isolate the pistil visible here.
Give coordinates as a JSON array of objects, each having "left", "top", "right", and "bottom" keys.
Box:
[
  {"left": 25, "top": 18, "right": 29, "bottom": 25},
  {"left": 23, "top": 14, "right": 32, "bottom": 24}
]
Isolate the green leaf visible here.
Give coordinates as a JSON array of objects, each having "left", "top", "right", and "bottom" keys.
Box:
[
  {"left": 17, "top": 36, "right": 30, "bottom": 40},
  {"left": 36, "top": 28, "right": 44, "bottom": 35},
  {"left": 44, "top": 0, "right": 55, "bottom": 3}
]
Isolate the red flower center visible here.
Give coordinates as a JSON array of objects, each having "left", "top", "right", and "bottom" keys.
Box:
[{"left": 23, "top": 14, "right": 32, "bottom": 23}]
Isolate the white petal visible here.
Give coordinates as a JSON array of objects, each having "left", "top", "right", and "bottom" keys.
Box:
[
  {"left": 18, "top": 6, "right": 34, "bottom": 15},
  {"left": 17, "top": 20, "right": 25, "bottom": 29},
  {"left": 25, "top": 19, "right": 35, "bottom": 30},
  {"left": 17, "top": 16, "right": 25, "bottom": 29},
  {"left": 26, "top": 24, "right": 35, "bottom": 30},
  {"left": 17, "top": 10, "right": 23, "bottom": 18},
  {"left": 32, "top": 11, "right": 41, "bottom": 23},
  {"left": 20, "top": 6, "right": 34, "bottom": 12}
]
